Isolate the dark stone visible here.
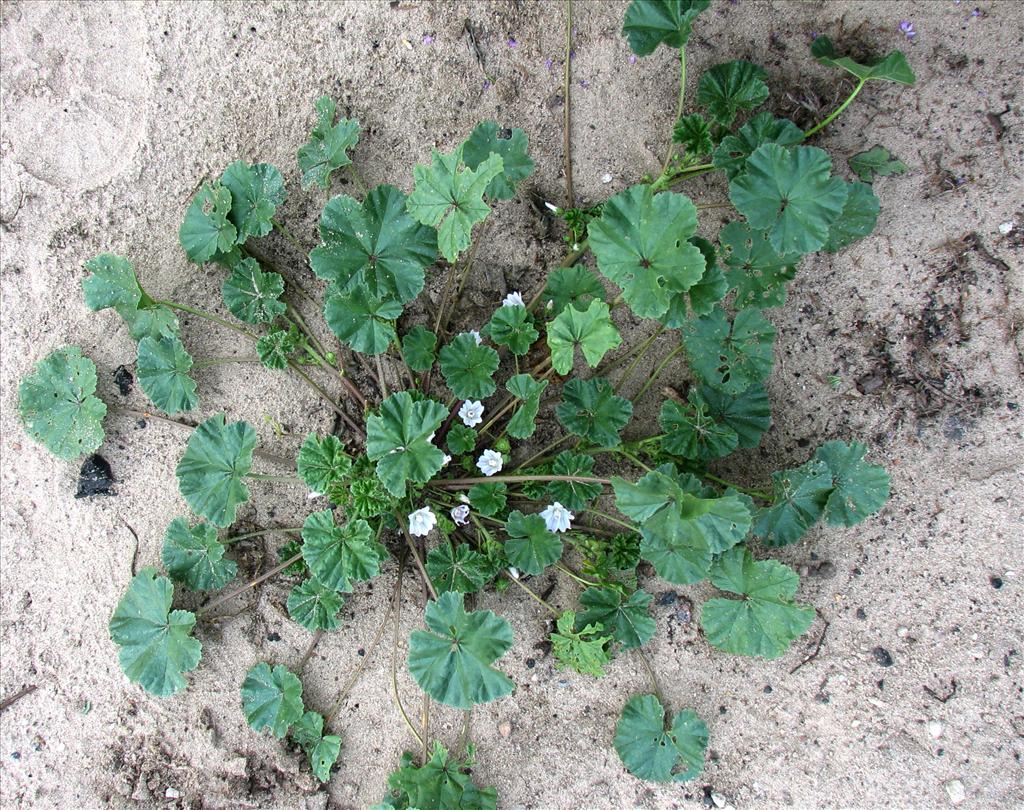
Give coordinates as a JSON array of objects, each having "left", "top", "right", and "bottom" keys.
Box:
[
  {"left": 75, "top": 454, "right": 115, "bottom": 498},
  {"left": 267, "top": 632, "right": 281, "bottom": 642},
  {"left": 990, "top": 576, "right": 1003, "bottom": 589},
  {"left": 855, "top": 607, "right": 867, "bottom": 620},
  {"left": 658, "top": 591, "right": 678, "bottom": 606},
  {"left": 113, "top": 365, "right": 133, "bottom": 395},
  {"left": 872, "top": 646, "right": 894, "bottom": 667},
  {"left": 357, "top": 648, "right": 365, "bottom": 657},
  {"left": 525, "top": 658, "right": 536, "bottom": 669}
]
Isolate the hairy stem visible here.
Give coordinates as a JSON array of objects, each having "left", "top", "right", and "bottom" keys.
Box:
[
  {"left": 509, "top": 574, "right": 560, "bottom": 616},
  {"left": 157, "top": 300, "right": 257, "bottom": 341},
  {"left": 394, "top": 512, "right": 439, "bottom": 601},
  {"left": 636, "top": 646, "right": 667, "bottom": 709},
  {"left": 223, "top": 527, "right": 302, "bottom": 544},
  {"left": 244, "top": 473, "right": 303, "bottom": 484},
  {"left": 581, "top": 506, "right": 637, "bottom": 533},
  {"left": 433, "top": 474, "right": 611, "bottom": 489},
  {"left": 804, "top": 79, "right": 866, "bottom": 138},
  {"left": 197, "top": 552, "right": 302, "bottom": 617},
  {"left": 632, "top": 344, "right": 684, "bottom": 403},
  {"left": 661, "top": 48, "right": 687, "bottom": 176},
  {"left": 613, "top": 325, "right": 665, "bottom": 394},
  {"left": 702, "top": 472, "right": 771, "bottom": 500},
  {"left": 389, "top": 560, "right": 425, "bottom": 750},
  {"left": 562, "top": 0, "right": 575, "bottom": 208}
]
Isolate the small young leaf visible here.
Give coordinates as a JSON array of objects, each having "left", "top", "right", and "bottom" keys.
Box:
[
  {"left": 301, "top": 511, "right": 387, "bottom": 592},
  {"left": 462, "top": 121, "right": 535, "bottom": 200},
  {"left": 447, "top": 423, "right": 477, "bottom": 455},
  {"left": 287, "top": 577, "right": 345, "bottom": 631},
  {"left": 505, "top": 374, "right": 548, "bottom": 440},
  {"left": 811, "top": 36, "right": 916, "bottom": 85},
  {"left": 408, "top": 591, "right": 515, "bottom": 709},
  {"left": 175, "top": 413, "right": 257, "bottom": 527},
  {"left": 241, "top": 661, "right": 304, "bottom": 739},
  {"left": 325, "top": 282, "right": 402, "bottom": 355},
  {"left": 622, "top": 0, "right": 711, "bottom": 56},
  {"left": 550, "top": 611, "right": 612, "bottom": 677},
  {"left": 137, "top": 333, "right": 199, "bottom": 414},
  {"left": 108, "top": 567, "right": 202, "bottom": 697},
  {"left": 696, "top": 60, "right": 769, "bottom": 127},
  {"left": 504, "top": 510, "right": 563, "bottom": 575},
  {"left": 426, "top": 543, "right": 490, "bottom": 593},
  {"left": 383, "top": 742, "right": 498, "bottom": 810},
  {"left": 161, "top": 517, "right": 237, "bottom": 590},
  {"left": 672, "top": 113, "right": 713, "bottom": 156},
  {"left": 683, "top": 306, "right": 775, "bottom": 395},
  {"left": 484, "top": 305, "right": 538, "bottom": 356},
  {"left": 546, "top": 451, "right": 602, "bottom": 511},
  {"left": 823, "top": 181, "right": 880, "bottom": 253},
  {"left": 659, "top": 391, "right": 739, "bottom": 462},
  {"left": 577, "top": 587, "right": 655, "bottom": 650},
  {"left": 83, "top": 253, "right": 142, "bottom": 312},
  {"left": 366, "top": 391, "right": 448, "bottom": 497},
  {"left": 298, "top": 95, "right": 361, "bottom": 190},
  {"left": 730, "top": 143, "right": 849, "bottom": 256},
  {"left": 813, "top": 440, "right": 890, "bottom": 526},
  {"left": 712, "top": 111, "right": 805, "bottom": 180},
  {"left": 407, "top": 148, "right": 504, "bottom": 263},
  {"left": 848, "top": 145, "right": 907, "bottom": 183},
  {"left": 179, "top": 182, "right": 237, "bottom": 264},
  {"left": 402, "top": 325, "right": 438, "bottom": 372},
  {"left": 547, "top": 299, "right": 622, "bottom": 374},
  {"left": 297, "top": 434, "right": 352, "bottom": 494},
  {"left": 542, "top": 265, "right": 606, "bottom": 316},
  {"left": 699, "top": 383, "right": 771, "bottom": 449},
  {"left": 291, "top": 711, "right": 342, "bottom": 783},
  {"left": 556, "top": 377, "right": 633, "bottom": 447},
  {"left": 700, "top": 545, "right": 814, "bottom": 658},
  {"left": 752, "top": 459, "right": 833, "bottom": 547},
  {"left": 346, "top": 475, "right": 393, "bottom": 520},
  {"left": 256, "top": 325, "right": 304, "bottom": 370},
  {"left": 468, "top": 482, "right": 508, "bottom": 517},
  {"left": 438, "top": 333, "right": 500, "bottom": 399},
  {"left": 613, "top": 695, "right": 708, "bottom": 783},
  {"left": 220, "top": 160, "right": 287, "bottom": 243},
  {"left": 19, "top": 347, "right": 106, "bottom": 461},
  {"left": 719, "top": 221, "right": 799, "bottom": 309},
  {"left": 660, "top": 237, "right": 728, "bottom": 327},
  {"left": 220, "top": 258, "right": 286, "bottom": 324}
]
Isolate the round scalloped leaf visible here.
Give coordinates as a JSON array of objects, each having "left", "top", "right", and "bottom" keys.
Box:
[
  {"left": 696, "top": 60, "right": 769, "bottom": 127},
  {"left": 298, "top": 95, "right": 361, "bottom": 190},
  {"left": 752, "top": 459, "right": 833, "bottom": 547},
  {"left": 659, "top": 393, "right": 739, "bottom": 462},
  {"left": 462, "top": 121, "right": 535, "bottom": 200},
  {"left": 505, "top": 373, "right": 548, "bottom": 440},
  {"left": 402, "top": 325, "right": 438, "bottom": 373},
  {"left": 546, "top": 451, "right": 602, "bottom": 511},
  {"left": 468, "top": 482, "right": 508, "bottom": 517},
  {"left": 365, "top": 391, "right": 448, "bottom": 497},
  {"left": 220, "top": 161, "right": 287, "bottom": 243},
  {"left": 622, "top": 0, "right": 711, "bottom": 56},
  {"left": 19, "top": 347, "right": 107, "bottom": 461},
  {"left": 588, "top": 185, "right": 704, "bottom": 319},
  {"left": 310, "top": 184, "right": 437, "bottom": 304},
  {"left": 614, "top": 695, "right": 708, "bottom": 783},
  {"left": 256, "top": 325, "right": 304, "bottom": 370},
  {"left": 556, "top": 377, "right": 632, "bottom": 447},
  {"left": 823, "top": 181, "right": 880, "bottom": 253},
  {"left": 179, "top": 182, "right": 237, "bottom": 263},
  {"left": 660, "top": 237, "right": 728, "bottom": 328},
  {"left": 297, "top": 434, "right": 352, "bottom": 494},
  {"left": 408, "top": 591, "right": 514, "bottom": 709},
  {"left": 426, "top": 543, "right": 490, "bottom": 594},
  {"left": 504, "top": 511, "right": 563, "bottom": 576},
  {"left": 813, "top": 440, "right": 890, "bottom": 526},
  {"left": 161, "top": 517, "right": 237, "bottom": 590},
  {"left": 446, "top": 423, "right": 477, "bottom": 455},
  {"left": 301, "top": 511, "right": 386, "bottom": 593},
  {"left": 325, "top": 283, "right": 402, "bottom": 355},
  {"left": 672, "top": 113, "right": 713, "bottom": 157},
  {"left": 683, "top": 306, "right": 775, "bottom": 395},
  {"left": 712, "top": 111, "right": 805, "bottom": 180},
  {"left": 730, "top": 143, "right": 849, "bottom": 256},
  {"left": 175, "top": 413, "right": 257, "bottom": 527},
  {"left": 811, "top": 36, "right": 916, "bottom": 85},
  {"left": 108, "top": 567, "right": 202, "bottom": 697},
  {"left": 484, "top": 305, "right": 538, "bottom": 356},
  {"left": 720, "top": 220, "right": 800, "bottom": 309},
  {"left": 439, "top": 333, "right": 500, "bottom": 399},
  {"left": 118, "top": 302, "right": 180, "bottom": 342},
  {"left": 287, "top": 577, "right": 345, "bottom": 631},
  {"left": 241, "top": 662, "right": 304, "bottom": 739},
  {"left": 221, "top": 258, "right": 286, "bottom": 324},
  {"left": 137, "top": 334, "right": 199, "bottom": 414},
  {"left": 547, "top": 299, "right": 621, "bottom": 374},
  {"left": 542, "top": 265, "right": 606, "bottom": 316},
  {"left": 83, "top": 253, "right": 142, "bottom": 312},
  {"left": 699, "top": 383, "right": 771, "bottom": 449},
  {"left": 577, "top": 587, "right": 654, "bottom": 650}
]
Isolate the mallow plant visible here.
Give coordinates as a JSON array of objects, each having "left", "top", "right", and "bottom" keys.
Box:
[{"left": 19, "top": 1, "right": 910, "bottom": 801}]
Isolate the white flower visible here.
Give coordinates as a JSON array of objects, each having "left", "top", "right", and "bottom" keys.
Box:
[
  {"left": 459, "top": 400, "right": 484, "bottom": 428},
  {"left": 501, "top": 291, "right": 525, "bottom": 308},
  {"left": 476, "top": 449, "right": 503, "bottom": 476},
  {"left": 451, "top": 504, "right": 470, "bottom": 525},
  {"left": 541, "top": 502, "right": 574, "bottom": 533},
  {"left": 307, "top": 491, "right": 323, "bottom": 500},
  {"left": 442, "top": 454, "right": 452, "bottom": 468},
  {"left": 508, "top": 566, "right": 521, "bottom": 579},
  {"left": 408, "top": 506, "right": 437, "bottom": 537},
  {"left": 544, "top": 201, "right": 560, "bottom": 214},
  {"left": 469, "top": 330, "right": 483, "bottom": 345}
]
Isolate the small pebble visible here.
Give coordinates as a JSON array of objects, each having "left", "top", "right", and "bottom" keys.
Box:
[
  {"left": 498, "top": 720, "right": 512, "bottom": 738},
  {"left": 928, "top": 720, "right": 943, "bottom": 739},
  {"left": 166, "top": 787, "right": 181, "bottom": 799},
  {"left": 998, "top": 221, "right": 1015, "bottom": 235},
  {"left": 601, "top": 172, "right": 613, "bottom": 184},
  {"left": 944, "top": 779, "right": 965, "bottom": 804},
  {"left": 872, "top": 646, "right": 894, "bottom": 667},
  {"left": 711, "top": 792, "right": 727, "bottom": 808},
  {"left": 896, "top": 626, "right": 909, "bottom": 638}
]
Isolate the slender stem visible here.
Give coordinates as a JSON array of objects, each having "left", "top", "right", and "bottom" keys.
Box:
[
  {"left": 695, "top": 201, "right": 733, "bottom": 211},
  {"left": 661, "top": 49, "right": 687, "bottom": 176},
  {"left": 348, "top": 163, "right": 369, "bottom": 196},
  {"left": 272, "top": 218, "right": 308, "bottom": 255},
  {"left": 395, "top": 513, "right": 439, "bottom": 601},
  {"left": 198, "top": 552, "right": 302, "bottom": 616},
  {"left": 616, "top": 448, "right": 652, "bottom": 473},
  {"left": 375, "top": 353, "right": 390, "bottom": 399},
  {"left": 421, "top": 693, "right": 430, "bottom": 764},
  {"left": 223, "top": 527, "right": 302, "bottom": 543},
  {"left": 702, "top": 472, "right": 770, "bottom": 500},
  {"left": 562, "top": 0, "right": 575, "bottom": 208},
  {"left": 613, "top": 325, "right": 665, "bottom": 394},
  {"left": 632, "top": 344, "right": 683, "bottom": 403},
  {"left": 244, "top": 473, "right": 303, "bottom": 484},
  {"left": 192, "top": 356, "right": 263, "bottom": 369},
  {"left": 636, "top": 647, "right": 667, "bottom": 709},
  {"left": 389, "top": 560, "right": 425, "bottom": 749},
  {"left": 582, "top": 507, "right": 637, "bottom": 533},
  {"left": 804, "top": 79, "right": 866, "bottom": 138},
  {"left": 432, "top": 474, "right": 611, "bottom": 489},
  {"left": 513, "top": 433, "right": 574, "bottom": 470},
  {"left": 509, "top": 574, "right": 559, "bottom": 616},
  {"left": 286, "top": 359, "right": 360, "bottom": 432},
  {"left": 554, "top": 561, "right": 600, "bottom": 588},
  {"left": 157, "top": 300, "right": 257, "bottom": 341}
]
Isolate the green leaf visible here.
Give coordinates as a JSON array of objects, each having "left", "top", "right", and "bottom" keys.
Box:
[
  {"left": 137, "top": 334, "right": 199, "bottom": 414},
  {"left": 301, "top": 511, "right": 386, "bottom": 592},
  {"left": 241, "top": 662, "right": 304, "bottom": 739},
  {"left": 613, "top": 695, "right": 708, "bottom": 783},
  {"left": 220, "top": 257, "right": 286, "bottom": 324},
  {"left": 256, "top": 325, "right": 304, "bottom": 370},
  {"left": 588, "top": 185, "right": 705, "bottom": 319},
  {"left": 663, "top": 236, "right": 728, "bottom": 324},
  {"left": 504, "top": 510, "right": 563, "bottom": 575},
  {"left": 730, "top": 143, "right": 849, "bottom": 256},
  {"left": 542, "top": 265, "right": 606, "bottom": 316},
  {"left": 556, "top": 377, "right": 632, "bottom": 447},
  {"left": 672, "top": 113, "right": 712, "bottom": 156},
  {"left": 622, "top": 0, "right": 711, "bottom": 56},
  {"left": 382, "top": 742, "right": 498, "bottom": 810},
  {"left": 547, "top": 299, "right": 622, "bottom": 375},
  {"left": 468, "top": 482, "right": 507, "bottom": 517},
  {"left": 83, "top": 253, "right": 142, "bottom": 312},
  {"left": 462, "top": 121, "right": 535, "bottom": 200},
  {"left": 311, "top": 185, "right": 437, "bottom": 304},
  {"left": 577, "top": 587, "right": 655, "bottom": 650},
  {"left": 546, "top": 451, "right": 602, "bottom": 511},
  {"left": 291, "top": 711, "right": 342, "bottom": 783},
  {"left": 720, "top": 220, "right": 799, "bottom": 309},
  {"left": 659, "top": 392, "right": 739, "bottom": 461},
  {"left": 325, "top": 282, "right": 402, "bottom": 355},
  {"left": 407, "top": 148, "right": 504, "bottom": 263},
  {"left": 712, "top": 111, "right": 805, "bottom": 180},
  {"left": 366, "top": 391, "right": 448, "bottom": 497},
  {"left": 161, "top": 517, "right": 236, "bottom": 590},
  {"left": 402, "top": 325, "right": 437, "bottom": 372},
  {"left": 287, "top": 577, "right": 345, "bottom": 631},
  {"left": 298, "top": 95, "right": 361, "bottom": 190},
  {"left": 179, "top": 182, "right": 237, "bottom": 263},
  {"left": 848, "top": 145, "right": 907, "bottom": 183},
  {"left": 700, "top": 383, "right": 771, "bottom": 448},
  {"left": 811, "top": 36, "right": 916, "bottom": 85},
  {"left": 505, "top": 374, "right": 548, "bottom": 440},
  {"left": 823, "top": 181, "right": 880, "bottom": 253},
  {"left": 446, "top": 423, "right": 477, "bottom": 455},
  {"left": 696, "top": 60, "right": 769, "bottom": 127},
  {"left": 438, "top": 333, "right": 500, "bottom": 399},
  {"left": 346, "top": 475, "right": 392, "bottom": 520},
  {"left": 19, "top": 347, "right": 106, "bottom": 461},
  {"left": 426, "top": 543, "right": 490, "bottom": 593},
  {"left": 175, "top": 413, "right": 257, "bottom": 527},
  {"left": 297, "top": 434, "right": 352, "bottom": 494},
  {"left": 700, "top": 545, "right": 814, "bottom": 658},
  {"left": 408, "top": 591, "right": 514, "bottom": 709},
  {"left": 108, "top": 567, "right": 202, "bottom": 697},
  {"left": 813, "top": 440, "right": 890, "bottom": 526},
  {"left": 752, "top": 459, "right": 833, "bottom": 547},
  {"left": 683, "top": 306, "right": 775, "bottom": 395},
  {"left": 220, "top": 160, "right": 287, "bottom": 243},
  {"left": 484, "top": 305, "right": 538, "bottom": 356},
  {"left": 118, "top": 303, "right": 180, "bottom": 342},
  {"left": 551, "top": 611, "right": 612, "bottom": 677}
]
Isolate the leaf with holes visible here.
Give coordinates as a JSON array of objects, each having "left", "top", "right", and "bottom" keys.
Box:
[
  {"left": 823, "top": 181, "right": 880, "bottom": 253},
  {"left": 325, "top": 282, "right": 402, "bottom": 355},
  {"left": 291, "top": 711, "right": 342, "bottom": 783},
  {"left": 546, "top": 451, "right": 602, "bottom": 511},
  {"left": 301, "top": 511, "right": 387, "bottom": 592},
  {"left": 485, "top": 305, "right": 538, "bottom": 356},
  {"left": 438, "top": 333, "right": 500, "bottom": 399},
  {"left": 179, "top": 182, "right": 237, "bottom": 263},
  {"left": 297, "top": 434, "right": 352, "bottom": 494},
  {"left": 298, "top": 95, "right": 361, "bottom": 189},
  {"left": 161, "top": 517, "right": 236, "bottom": 590},
  {"left": 241, "top": 662, "right": 304, "bottom": 739},
  {"left": 848, "top": 145, "right": 907, "bottom": 183},
  {"left": 505, "top": 373, "right": 548, "bottom": 440},
  {"left": 175, "top": 413, "right": 257, "bottom": 527},
  {"left": 542, "top": 265, "right": 606, "bottom": 316},
  {"left": 468, "top": 482, "right": 507, "bottom": 517},
  {"left": 712, "top": 111, "right": 805, "bottom": 180},
  {"left": 426, "top": 543, "right": 490, "bottom": 593},
  {"left": 551, "top": 611, "right": 612, "bottom": 677},
  {"left": 402, "top": 325, "right": 437, "bottom": 372},
  {"left": 683, "top": 306, "right": 775, "bottom": 395},
  {"left": 547, "top": 299, "right": 622, "bottom": 374},
  {"left": 137, "top": 334, "right": 199, "bottom": 414},
  {"left": 813, "top": 440, "right": 890, "bottom": 527},
  {"left": 720, "top": 220, "right": 800, "bottom": 309},
  {"left": 811, "top": 36, "right": 916, "bottom": 85},
  {"left": 462, "top": 121, "right": 535, "bottom": 200},
  {"left": 577, "top": 587, "right": 655, "bottom": 650},
  {"left": 557, "top": 377, "right": 633, "bottom": 447},
  {"left": 752, "top": 459, "right": 833, "bottom": 547},
  {"left": 220, "top": 160, "right": 287, "bottom": 243},
  {"left": 220, "top": 258, "right": 286, "bottom": 324},
  {"left": 504, "top": 510, "right": 563, "bottom": 575},
  {"left": 622, "top": 0, "right": 711, "bottom": 56},
  {"left": 614, "top": 694, "right": 708, "bottom": 783},
  {"left": 699, "top": 383, "right": 771, "bottom": 449},
  {"left": 696, "top": 60, "right": 769, "bottom": 127},
  {"left": 365, "top": 391, "right": 448, "bottom": 497},
  {"left": 659, "top": 391, "right": 739, "bottom": 462},
  {"left": 287, "top": 577, "right": 345, "bottom": 631}
]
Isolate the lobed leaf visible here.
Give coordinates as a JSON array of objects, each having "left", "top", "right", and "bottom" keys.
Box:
[
  {"left": 256, "top": 324, "right": 304, "bottom": 370},
  {"left": 848, "top": 145, "right": 907, "bottom": 183},
  {"left": 660, "top": 236, "right": 728, "bottom": 327},
  {"left": 287, "top": 577, "right": 345, "bottom": 631},
  {"left": 402, "top": 325, "right": 437, "bottom": 372},
  {"left": 325, "top": 282, "right": 402, "bottom": 355},
  {"left": 813, "top": 440, "right": 890, "bottom": 526},
  {"left": 719, "top": 220, "right": 799, "bottom": 309},
  {"left": 297, "top": 433, "right": 352, "bottom": 494},
  {"left": 118, "top": 302, "right": 180, "bottom": 342},
  {"left": 811, "top": 36, "right": 916, "bottom": 85},
  {"left": 577, "top": 587, "right": 655, "bottom": 650},
  {"left": 161, "top": 517, "right": 236, "bottom": 590},
  {"left": 291, "top": 710, "right": 342, "bottom": 783},
  {"left": 556, "top": 377, "right": 633, "bottom": 447},
  {"left": 504, "top": 510, "right": 563, "bottom": 575},
  {"left": 696, "top": 60, "right": 770, "bottom": 127},
  {"left": 622, "top": 0, "right": 711, "bottom": 56},
  {"left": 505, "top": 373, "right": 548, "bottom": 440},
  {"left": 381, "top": 742, "right": 498, "bottom": 810},
  {"left": 220, "top": 257, "right": 286, "bottom": 324},
  {"left": 241, "top": 661, "right": 304, "bottom": 738},
  {"left": 175, "top": 413, "right": 257, "bottom": 527},
  {"left": 683, "top": 306, "right": 775, "bottom": 395},
  {"left": 712, "top": 111, "right": 804, "bottom": 180},
  {"left": 752, "top": 459, "right": 833, "bottom": 547},
  {"left": 446, "top": 423, "right": 477, "bottom": 455},
  {"left": 220, "top": 160, "right": 287, "bottom": 243},
  {"left": 468, "top": 482, "right": 507, "bottom": 517},
  {"left": 542, "top": 265, "right": 606, "bottom": 316},
  {"left": 823, "top": 181, "right": 880, "bottom": 253},
  {"left": 179, "top": 182, "right": 237, "bottom": 264},
  {"left": 298, "top": 95, "right": 361, "bottom": 190},
  {"left": 365, "top": 391, "right": 448, "bottom": 497},
  {"left": 426, "top": 543, "right": 490, "bottom": 593},
  {"left": 547, "top": 299, "right": 622, "bottom": 375},
  {"left": 301, "top": 511, "right": 387, "bottom": 592},
  {"left": 550, "top": 611, "right": 612, "bottom": 677},
  {"left": 613, "top": 695, "right": 708, "bottom": 783},
  {"left": 136, "top": 333, "right": 199, "bottom": 414},
  {"left": 462, "top": 121, "right": 535, "bottom": 200},
  {"left": 672, "top": 113, "right": 713, "bottom": 156},
  {"left": 83, "top": 253, "right": 142, "bottom": 312},
  {"left": 659, "top": 391, "right": 739, "bottom": 462},
  {"left": 485, "top": 305, "right": 538, "bottom": 356},
  {"left": 546, "top": 451, "right": 602, "bottom": 511},
  {"left": 438, "top": 333, "right": 500, "bottom": 400},
  {"left": 699, "top": 383, "right": 771, "bottom": 448}
]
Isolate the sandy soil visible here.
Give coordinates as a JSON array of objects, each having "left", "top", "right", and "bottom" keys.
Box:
[{"left": 1, "top": 1, "right": 1022, "bottom": 808}]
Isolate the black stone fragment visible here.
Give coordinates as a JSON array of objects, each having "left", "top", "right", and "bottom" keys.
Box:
[
  {"left": 113, "top": 365, "right": 134, "bottom": 395},
  {"left": 872, "top": 646, "right": 894, "bottom": 667},
  {"left": 75, "top": 454, "right": 115, "bottom": 498}
]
